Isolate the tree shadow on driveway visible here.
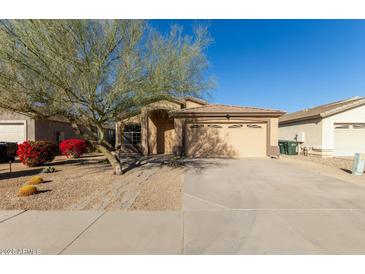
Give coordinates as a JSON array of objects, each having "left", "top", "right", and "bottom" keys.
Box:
[{"left": 119, "top": 154, "right": 229, "bottom": 174}]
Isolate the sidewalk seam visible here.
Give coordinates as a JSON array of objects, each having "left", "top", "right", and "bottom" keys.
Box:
[
  {"left": 0, "top": 210, "right": 27, "bottom": 224},
  {"left": 183, "top": 193, "right": 229, "bottom": 210},
  {"left": 58, "top": 211, "right": 106, "bottom": 255}
]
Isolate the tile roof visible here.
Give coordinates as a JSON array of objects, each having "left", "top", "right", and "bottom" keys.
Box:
[
  {"left": 174, "top": 104, "right": 285, "bottom": 115},
  {"left": 183, "top": 96, "right": 208, "bottom": 105},
  {"left": 279, "top": 96, "right": 365, "bottom": 124}
]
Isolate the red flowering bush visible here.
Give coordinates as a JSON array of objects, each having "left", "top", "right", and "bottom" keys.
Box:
[
  {"left": 59, "top": 139, "right": 87, "bottom": 158},
  {"left": 17, "top": 141, "right": 57, "bottom": 167}
]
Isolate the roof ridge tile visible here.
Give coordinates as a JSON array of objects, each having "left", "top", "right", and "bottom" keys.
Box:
[{"left": 177, "top": 103, "right": 284, "bottom": 113}]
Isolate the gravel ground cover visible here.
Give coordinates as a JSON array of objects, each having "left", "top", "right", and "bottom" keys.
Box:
[
  {"left": 130, "top": 166, "right": 183, "bottom": 210},
  {"left": 0, "top": 153, "right": 183, "bottom": 210},
  {"left": 280, "top": 155, "right": 365, "bottom": 185}
]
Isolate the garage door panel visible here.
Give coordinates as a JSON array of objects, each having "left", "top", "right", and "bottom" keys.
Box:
[
  {"left": 186, "top": 125, "right": 237, "bottom": 157},
  {"left": 0, "top": 122, "right": 26, "bottom": 143},
  {"left": 186, "top": 123, "right": 267, "bottom": 158},
  {"left": 334, "top": 127, "right": 365, "bottom": 156}
]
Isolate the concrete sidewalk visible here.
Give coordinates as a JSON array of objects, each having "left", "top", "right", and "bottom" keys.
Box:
[{"left": 2, "top": 209, "right": 365, "bottom": 254}]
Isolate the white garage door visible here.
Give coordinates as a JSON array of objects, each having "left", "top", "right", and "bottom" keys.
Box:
[
  {"left": 185, "top": 123, "right": 267, "bottom": 157},
  {"left": 0, "top": 122, "right": 26, "bottom": 144},
  {"left": 334, "top": 124, "right": 365, "bottom": 156}
]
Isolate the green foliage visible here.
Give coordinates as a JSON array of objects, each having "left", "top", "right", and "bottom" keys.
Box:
[
  {"left": 167, "top": 156, "right": 184, "bottom": 168},
  {"left": 0, "top": 20, "right": 213, "bottom": 170},
  {"left": 42, "top": 166, "right": 56, "bottom": 173}
]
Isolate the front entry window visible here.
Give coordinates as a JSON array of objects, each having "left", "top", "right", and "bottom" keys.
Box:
[{"left": 123, "top": 123, "right": 141, "bottom": 145}]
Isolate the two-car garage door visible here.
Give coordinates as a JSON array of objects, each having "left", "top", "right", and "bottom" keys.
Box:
[
  {"left": 185, "top": 122, "right": 267, "bottom": 157},
  {"left": 0, "top": 122, "right": 26, "bottom": 144},
  {"left": 334, "top": 124, "right": 365, "bottom": 156}
]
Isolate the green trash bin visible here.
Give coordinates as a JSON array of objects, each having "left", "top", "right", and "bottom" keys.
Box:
[
  {"left": 278, "top": 141, "right": 286, "bottom": 154},
  {"left": 278, "top": 140, "right": 298, "bottom": 155},
  {"left": 286, "top": 141, "right": 298, "bottom": 155}
]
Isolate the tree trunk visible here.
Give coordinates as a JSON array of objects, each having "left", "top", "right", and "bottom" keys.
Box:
[{"left": 95, "top": 144, "right": 123, "bottom": 175}]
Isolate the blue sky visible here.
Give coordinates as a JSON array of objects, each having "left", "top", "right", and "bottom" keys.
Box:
[{"left": 150, "top": 20, "right": 365, "bottom": 112}]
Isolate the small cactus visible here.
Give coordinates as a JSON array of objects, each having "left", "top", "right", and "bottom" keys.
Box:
[
  {"left": 167, "top": 157, "right": 184, "bottom": 168},
  {"left": 42, "top": 166, "right": 56, "bottom": 173},
  {"left": 26, "top": 175, "right": 43, "bottom": 185},
  {"left": 18, "top": 185, "right": 38, "bottom": 197}
]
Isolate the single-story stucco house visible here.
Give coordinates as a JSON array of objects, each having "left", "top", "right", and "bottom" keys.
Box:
[
  {"left": 116, "top": 97, "right": 285, "bottom": 158},
  {"left": 0, "top": 108, "right": 116, "bottom": 147},
  {"left": 279, "top": 96, "right": 365, "bottom": 157}
]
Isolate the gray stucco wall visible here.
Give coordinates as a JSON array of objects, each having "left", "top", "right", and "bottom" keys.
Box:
[
  {"left": 0, "top": 108, "right": 115, "bottom": 147},
  {"left": 279, "top": 118, "right": 323, "bottom": 150},
  {"left": 35, "top": 120, "right": 116, "bottom": 146},
  {"left": 0, "top": 108, "right": 36, "bottom": 140},
  {"left": 35, "top": 119, "right": 80, "bottom": 144},
  {"left": 35, "top": 120, "right": 115, "bottom": 146}
]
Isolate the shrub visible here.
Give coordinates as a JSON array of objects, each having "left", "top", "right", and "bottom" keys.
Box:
[
  {"left": 167, "top": 156, "right": 184, "bottom": 168},
  {"left": 84, "top": 140, "right": 95, "bottom": 153},
  {"left": 18, "top": 185, "right": 38, "bottom": 197},
  {"left": 17, "top": 141, "right": 57, "bottom": 167},
  {"left": 26, "top": 175, "right": 44, "bottom": 185},
  {"left": 42, "top": 166, "right": 56, "bottom": 173},
  {"left": 59, "top": 139, "right": 87, "bottom": 158}
]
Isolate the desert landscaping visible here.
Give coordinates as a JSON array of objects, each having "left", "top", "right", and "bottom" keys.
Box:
[
  {"left": 1, "top": 150, "right": 363, "bottom": 212},
  {"left": 281, "top": 155, "right": 365, "bottom": 185},
  {"left": 0, "top": 153, "right": 183, "bottom": 211}
]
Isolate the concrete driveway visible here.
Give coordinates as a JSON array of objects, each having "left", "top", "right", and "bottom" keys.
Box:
[
  {"left": 2, "top": 158, "right": 365, "bottom": 254},
  {"left": 184, "top": 158, "right": 365, "bottom": 210},
  {"left": 183, "top": 158, "right": 365, "bottom": 254}
]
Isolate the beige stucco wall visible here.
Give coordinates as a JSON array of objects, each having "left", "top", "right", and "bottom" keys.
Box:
[
  {"left": 268, "top": 118, "right": 279, "bottom": 147},
  {"left": 148, "top": 110, "right": 176, "bottom": 154},
  {"left": 279, "top": 118, "right": 323, "bottom": 150},
  {"left": 143, "top": 100, "right": 181, "bottom": 155},
  {"left": 147, "top": 115, "right": 158, "bottom": 154},
  {"left": 119, "top": 100, "right": 182, "bottom": 155},
  {"left": 117, "top": 100, "right": 281, "bottom": 157},
  {"left": 0, "top": 108, "right": 36, "bottom": 141}
]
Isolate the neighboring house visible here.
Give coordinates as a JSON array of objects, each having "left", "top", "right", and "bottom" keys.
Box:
[
  {"left": 116, "top": 97, "right": 285, "bottom": 158},
  {"left": 0, "top": 108, "right": 116, "bottom": 147},
  {"left": 279, "top": 96, "right": 365, "bottom": 157}
]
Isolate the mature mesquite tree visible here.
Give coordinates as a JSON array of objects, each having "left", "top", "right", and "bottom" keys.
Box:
[{"left": 0, "top": 20, "right": 213, "bottom": 174}]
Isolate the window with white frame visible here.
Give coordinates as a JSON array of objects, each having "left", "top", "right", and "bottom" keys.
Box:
[{"left": 123, "top": 124, "right": 141, "bottom": 145}]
